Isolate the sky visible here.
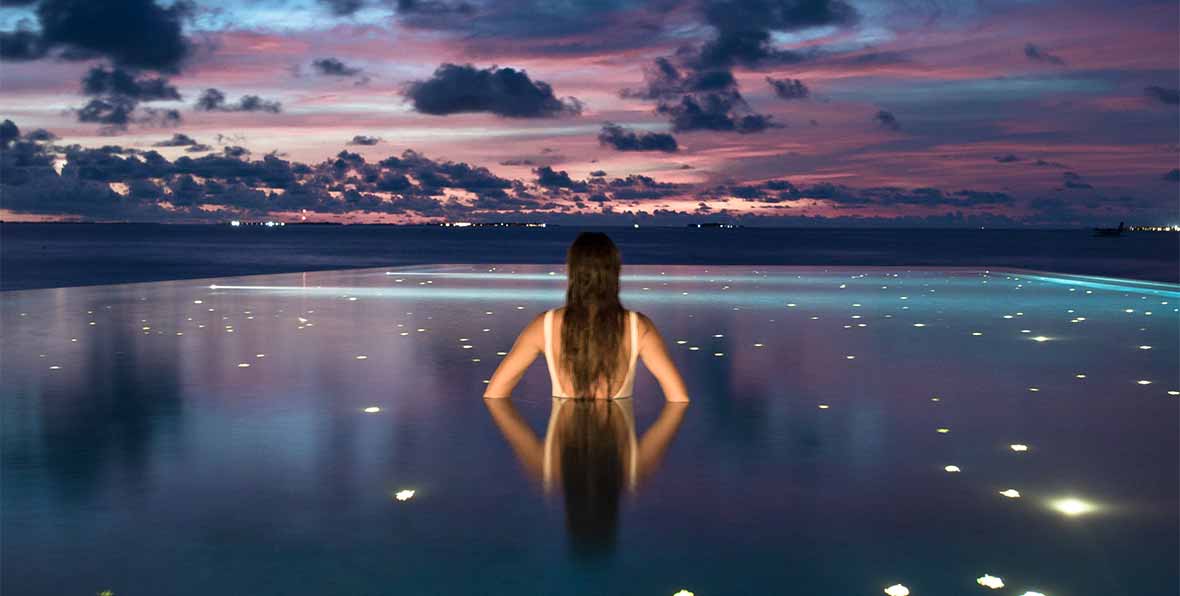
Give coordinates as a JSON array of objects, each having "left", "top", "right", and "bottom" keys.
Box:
[{"left": 0, "top": 0, "right": 1177, "bottom": 226}]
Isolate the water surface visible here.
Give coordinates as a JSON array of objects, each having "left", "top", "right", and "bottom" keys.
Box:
[{"left": 2, "top": 265, "right": 1177, "bottom": 595}]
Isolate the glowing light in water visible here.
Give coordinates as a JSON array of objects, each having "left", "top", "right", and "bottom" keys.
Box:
[
  {"left": 1051, "top": 498, "right": 1096, "bottom": 516},
  {"left": 944, "top": 465, "right": 961, "bottom": 473},
  {"left": 1010, "top": 444, "right": 1028, "bottom": 452},
  {"left": 363, "top": 407, "right": 381, "bottom": 413},
  {"left": 1138, "top": 345, "right": 1152, "bottom": 350},
  {"left": 237, "top": 363, "right": 250, "bottom": 368},
  {"left": 999, "top": 489, "right": 1021, "bottom": 498},
  {"left": 1031, "top": 336, "right": 1051, "bottom": 342},
  {"left": 976, "top": 574, "right": 1004, "bottom": 589},
  {"left": 883, "top": 584, "right": 910, "bottom": 596},
  {"left": 818, "top": 404, "right": 830, "bottom": 409},
  {"left": 1137, "top": 380, "right": 1152, "bottom": 385},
  {"left": 937, "top": 428, "right": 950, "bottom": 434},
  {"left": 394, "top": 489, "right": 415, "bottom": 501},
  {"left": 355, "top": 355, "right": 368, "bottom": 360},
  {"left": 672, "top": 590, "right": 695, "bottom": 596}
]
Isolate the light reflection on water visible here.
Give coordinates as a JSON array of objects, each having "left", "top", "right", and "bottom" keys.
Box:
[{"left": 1, "top": 265, "right": 1177, "bottom": 595}]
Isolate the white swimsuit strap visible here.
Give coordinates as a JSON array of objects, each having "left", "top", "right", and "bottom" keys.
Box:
[{"left": 543, "top": 309, "right": 566, "bottom": 397}]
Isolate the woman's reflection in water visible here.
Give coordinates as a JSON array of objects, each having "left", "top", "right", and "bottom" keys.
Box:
[{"left": 484, "top": 397, "right": 689, "bottom": 558}]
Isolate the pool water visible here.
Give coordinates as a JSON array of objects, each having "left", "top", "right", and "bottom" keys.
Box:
[{"left": 2, "top": 265, "right": 1177, "bottom": 595}]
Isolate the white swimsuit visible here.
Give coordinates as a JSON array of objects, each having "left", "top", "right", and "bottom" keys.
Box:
[{"left": 542, "top": 308, "right": 639, "bottom": 399}]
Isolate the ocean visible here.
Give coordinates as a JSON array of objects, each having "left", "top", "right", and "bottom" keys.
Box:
[{"left": 1, "top": 223, "right": 1177, "bottom": 291}]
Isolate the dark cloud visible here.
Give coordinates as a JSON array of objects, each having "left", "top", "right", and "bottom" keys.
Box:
[
  {"left": 404, "top": 63, "right": 582, "bottom": 118},
  {"left": 597, "top": 123, "right": 678, "bottom": 152},
  {"left": 73, "top": 66, "right": 182, "bottom": 132},
  {"left": 657, "top": 91, "right": 779, "bottom": 133},
  {"left": 24, "top": 128, "right": 57, "bottom": 141},
  {"left": 195, "top": 88, "right": 282, "bottom": 113},
  {"left": 347, "top": 135, "right": 381, "bottom": 145},
  {"left": 767, "top": 77, "right": 809, "bottom": 100},
  {"left": 1062, "top": 171, "right": 1093, "bottom": 189},
  {"left": 1144, "top": 85, "right": 1179, "bottom": 105},
  {"left": 76, "top": 97, "right": 180, "bottom": 132},
  {"left": 0, "top": 120, "right": 19, "bottom": 148},
  {"left": 319, "top": 0, "right": 364, "bottom": 16},
  {"left": 1162, "top": 169, "right": 1179, "bottom": 182},
  {"left": 622, "top": 1, "right": 856, "bottom": 134},
  {"left": 32, "top": 0, "right": 194, "bottom": 72},
  {"left": 82, "top": 66, "right": 180, "bottom": 101},
  {"left": 1024, "top": 43, "right": 1066, "bottom": 66},
  {"left": 625, "top": 52, "right": 775, "bottom": 135},
  {"left": 311, "top": 57, "right": 362, "bottom": 76},
  {"left": 534, "top": 166, "right": 586, "bottom": 190},
  {"left": 152, "top": 133, "right": 201, "bottom": 147},
  {"left": 698, "top": 0, "right": 856, "bottom": 68},
  {"left": 623, "top": 57, "right": 739, "bottom": 100},
  {"left": 589, "top": 170, "right": 606, "bottom": 177},
  {"left": 3, "top": 120, "right": 1152, "bottom": 226},
  {"left": 993, "top": 153, "right": 1022, "bottom": 163},
  {"left": 0, "top": 27, "right": 49, "bottom": 61},
  {"left": 874, "top": 109, "right": 899, "bottom": 130}
]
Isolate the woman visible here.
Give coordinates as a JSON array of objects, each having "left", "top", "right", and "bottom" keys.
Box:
[{"left": 482, "top": 232, "right": 689, "bottom": 402}]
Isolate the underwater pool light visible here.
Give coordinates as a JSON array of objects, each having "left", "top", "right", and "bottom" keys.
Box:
[
  {"left": 976, "top": 574, "right": 1004, "bottom": 589},
  {"left": 1050, "top": 497, "right": 1096, "bottom": 516}
]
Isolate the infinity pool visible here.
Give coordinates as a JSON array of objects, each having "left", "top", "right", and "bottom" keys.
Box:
[{"left": 2, "top": 265, "right": 1177, "bottom": 595}]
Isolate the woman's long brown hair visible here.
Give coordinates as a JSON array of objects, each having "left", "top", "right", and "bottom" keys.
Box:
[{"left": 560, "top": 232, "right": 626, "bottom": 398}]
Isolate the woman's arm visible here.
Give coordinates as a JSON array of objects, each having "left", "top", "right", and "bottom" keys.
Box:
[
  {"left": 482, "top": 313, "right": 545, "bottom": 399},
  {"left": 636, "top": 313, "right": 690, "bottom": 403}
]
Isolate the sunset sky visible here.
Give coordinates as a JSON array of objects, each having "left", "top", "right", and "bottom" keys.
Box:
[{"left": 0, "top": 0, "right": 1177, "bottom": 225}]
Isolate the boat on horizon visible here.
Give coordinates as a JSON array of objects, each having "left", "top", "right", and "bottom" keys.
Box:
[{"left": 1093, "top": 221, "right": 1125, "bottom": 237}]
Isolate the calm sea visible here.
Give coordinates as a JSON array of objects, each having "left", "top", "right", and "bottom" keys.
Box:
[{"left": 1, "top": 223, "right": 1177, "bottom": 290}]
